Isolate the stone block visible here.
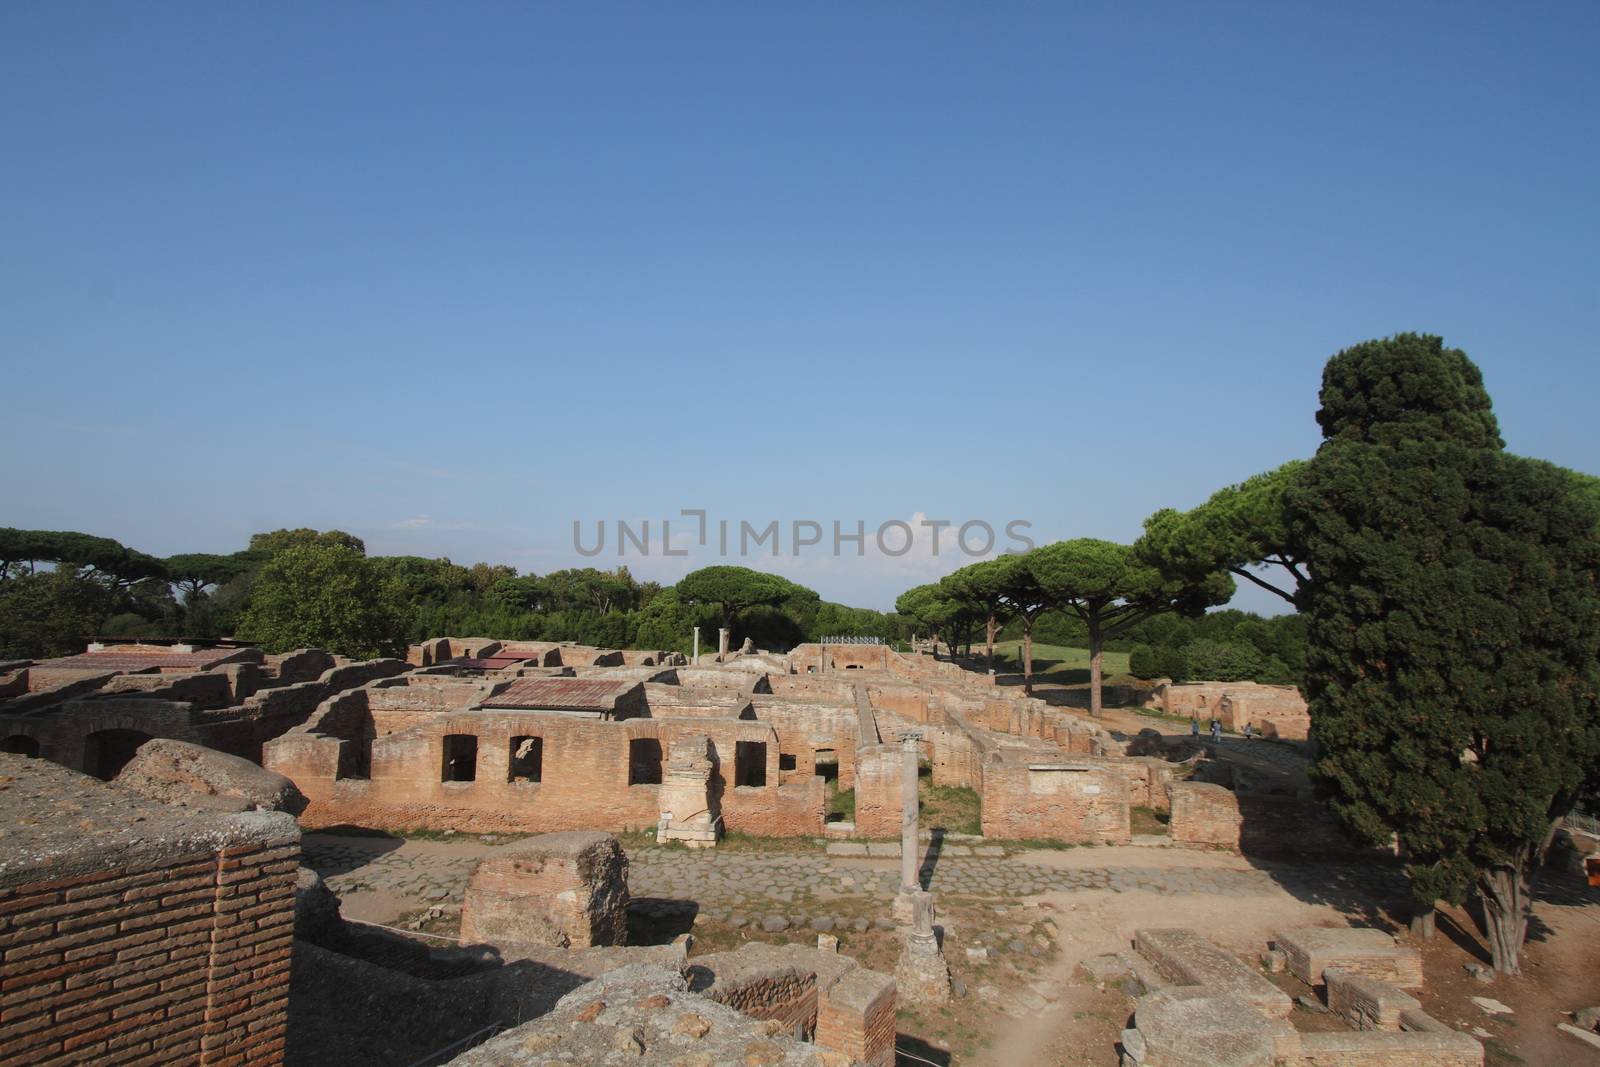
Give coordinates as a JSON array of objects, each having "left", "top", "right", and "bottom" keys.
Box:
[
  {"left": 460, "top": 831, "right": 628, "bottom": 948},
  {"left": 1276, "top": 926, "right": 1422, "bottom": 989},
  {"left": 1325, "top": 967, "right": 1420, "bottom": 1031},
  {"left": 1131, "top": 990, "right": 1291, "bottom": 1067},
  {"left": 1134, "top": 928, "right": 1292, "bottom": 1018},
  {"left": 1296, "top": 1029, "right": 1483, "bottom": 1066}
]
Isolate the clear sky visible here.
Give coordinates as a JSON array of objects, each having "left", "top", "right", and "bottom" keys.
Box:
[{"left": 3, "top": 3, "right": 1596, "bottom": 612}]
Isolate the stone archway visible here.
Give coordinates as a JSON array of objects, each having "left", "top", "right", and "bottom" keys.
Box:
[
  {"left": 1, "top": 735, "right": 39, "bottom": 758},
  {"left": 82, "top": 728, "right": 152, "bottom": 780}
]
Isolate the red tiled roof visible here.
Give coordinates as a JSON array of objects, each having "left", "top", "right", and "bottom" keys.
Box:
[
  {"left": 481, "top": 678, "right": 632, "bottom": 711},
  {"left": 33, "top": 648, "right": 246, "bottom": 672}
]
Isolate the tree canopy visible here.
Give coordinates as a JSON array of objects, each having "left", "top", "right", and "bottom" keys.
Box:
[
  {"left": 676, "top": 565, "right": 800, "bottom": 631},
  {"left": 1137, "top": 462, "right": 1306, "bottom": 605}
]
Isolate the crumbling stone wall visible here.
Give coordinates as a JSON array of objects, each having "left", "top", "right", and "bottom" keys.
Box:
[
  {"left": 0, "top": 755, "right": 298, "bottom": 1065},
  {"left": 115, "top": 738, "right": 308, "bottom": 815},
  {"left": 1167, "top": 781, "right": 1243, "bottom": 847}
]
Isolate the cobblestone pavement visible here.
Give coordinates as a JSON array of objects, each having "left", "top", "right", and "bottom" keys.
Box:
[{"left": 302, "top": 833, "right": 1408, "bottom": 917}]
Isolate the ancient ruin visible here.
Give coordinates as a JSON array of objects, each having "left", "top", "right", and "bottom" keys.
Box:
[{"left": 1, "top": 632, "right": 1591, "bottom": 1066}]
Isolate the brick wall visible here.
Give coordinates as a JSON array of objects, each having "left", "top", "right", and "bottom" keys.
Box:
[
  {"left": 705, "top": 969, "right": 819, "bottom": 1039},
  {"left": 270, "top": 702, "right": 823, "bottom": 838},
  {"left": 1167, "top": 781, "right": 1243, "bottom": 847},
  {"left": 850, "top": 744, "right": 902, "bottom": 838},
  {"left": 0, "top": 756, "right": 299, "bottom": 1066},
  {"left": 815, "top": 968, "right": 896, "bottom": 1067},
  {"left": 980, "top": 759, "right": 1131, "bottom": 844}
]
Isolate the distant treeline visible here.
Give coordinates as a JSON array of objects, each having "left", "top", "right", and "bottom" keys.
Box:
[{"left": 0, "top": 529, "right": 902, "bottom": 659}]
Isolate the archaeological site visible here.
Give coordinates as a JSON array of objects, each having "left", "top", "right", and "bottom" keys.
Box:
[{"left": 3, "top": 630, "right": 1593, "bottom": 1066}]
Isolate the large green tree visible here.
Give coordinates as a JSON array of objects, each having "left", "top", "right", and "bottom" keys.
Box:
[
  {"left": 0, "top": 569, "right": 118, "bottom": 658},
  {"left": 249, "top": 528, "right": 367, "bottom": 556},
  {"left": 1287, "top": 333, "right": 1600, "bottom": 975},
  {"left": 1030, "top": 539, "right": 1233, "bottom": 715},
  {"left": 990, "top": 552, "right": 1053, "bottom": 694},
  {"left": 237, "top": 545, "right": 404, "bottom": 659}
]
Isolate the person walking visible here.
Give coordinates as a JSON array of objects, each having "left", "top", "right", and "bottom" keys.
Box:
[
  {"left": 1210, "top": 718, "right": 1222, "bottom": 743},
  {"left": 1190, "top": 717, "right": 1200, "bottom": 742}
]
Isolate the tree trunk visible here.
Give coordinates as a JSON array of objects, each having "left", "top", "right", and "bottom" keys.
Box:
[
  {"left": 1409, "top": 904, "right": 1436, "bottom": 940},
  {"left": 1478, "top": 860, "right": 1531, "bottom": 975},
  {"left": 1088, "top": 619, "right": 1104, "bottom": 717},
  {"left": 985, "top": 612, "right": 997, "bottom": 670},
  {"left": 1023, "top": 620, "right": 1034, "bottom": 696}
]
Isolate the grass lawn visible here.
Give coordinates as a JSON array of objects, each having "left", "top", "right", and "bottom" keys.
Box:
[
  {"left": 985, "top": 640, "right": 1136, "bottom": 686},
  {"left": 919, "top": 778, "right": 981, "bottom": 835}
]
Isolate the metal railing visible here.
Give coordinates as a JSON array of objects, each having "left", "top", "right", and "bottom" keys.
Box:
[{"left": 819, "top": 635, "right": 883, "bottom": 645}]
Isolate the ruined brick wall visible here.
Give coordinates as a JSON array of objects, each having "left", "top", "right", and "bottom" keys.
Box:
[
  {"left": 263, "top": 648, "right": 337, "bottom": 685},
  {"left": 980, "top": 760, "right": 1131, "bottom": 844},
  {"left": 273, "top": 706, "right": 822, "bottom": 838},
  {"left": 0, "top": 757, "right": 298, "bottom": 1066},
  {"left": 745, "top": 696, "right": 862, "bottom": 788},
  {"left": 1166, "top": 781, "right": 1244, "bottom": 847},
  {"left": 1168, "top": 781, "right": 1353, "bottom": 855},
  {"left": 102, "top": 672, "right": 234, "bottom": 709},
  {"left": 705, "top": 969, "right": 819, "bottom": 1038},
  {"left": 865, "top": 685, "right": 931, "bottom": 723},
  {"left": 850, "top": 744, "right": 902, "bottom": 837},
  {"left": 816, "top": 969, "right": 896, "bottom": 1067},
  {"left": 927, "top": 724, "right": 985, "bottom": 792},
  {"left": 789, "top": 644, "right": 891, "bottom": 673}
]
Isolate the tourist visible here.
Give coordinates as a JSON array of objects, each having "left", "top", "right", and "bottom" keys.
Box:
[
  {"left": 1243, "top": 722, "right": 1255, "bottom": 740},
  {"left": 1210, "top": 718, "right": 1222, "bottom": 743},
  {"left": 1190, "top": 717, "right": 1200, "bottom": 741}
]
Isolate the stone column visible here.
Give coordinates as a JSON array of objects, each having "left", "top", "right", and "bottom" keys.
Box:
[
  {"left": 717, "top": 627, "right": 730, "bottom": 657},
  {"left": 899, "top": 732, "right": 920, "bottom": 895}
]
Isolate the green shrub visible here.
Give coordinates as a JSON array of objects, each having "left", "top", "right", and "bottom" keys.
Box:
[{"left": 1179, "top": 638, "right": 1266, "bottom": 682}]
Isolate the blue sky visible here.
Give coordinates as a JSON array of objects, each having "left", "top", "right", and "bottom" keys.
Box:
[{"left": 3, "top": 3, "right": 1596, "bottom": 612}]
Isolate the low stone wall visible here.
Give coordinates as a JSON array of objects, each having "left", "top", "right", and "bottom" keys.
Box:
[
  {"left": 1295, "top": 1029, "right": 1482, "bottom": 1066},
  {"left": 693, "top": 943, "right": 897, "bottom": 1067},
  {"left": 705, "top": 966, "right": 819, "bottom": 1038},
  {"left": 980, "top": 758, "right": 1131, "bottom": 844},
  {"left": 1326, "top": 968, "right": 1421, "bottom": 1030}
]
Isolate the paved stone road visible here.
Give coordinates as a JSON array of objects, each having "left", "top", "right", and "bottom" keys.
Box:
[{"left": 303, "top": 834, "right": 1406, "bottom": 917}]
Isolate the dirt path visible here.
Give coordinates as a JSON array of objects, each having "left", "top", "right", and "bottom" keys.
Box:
[{"left": 974, "top": 879, "right": 1363, "bottom": 1066}]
